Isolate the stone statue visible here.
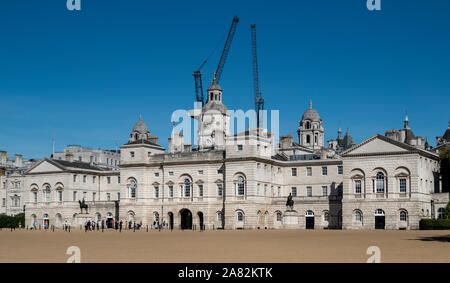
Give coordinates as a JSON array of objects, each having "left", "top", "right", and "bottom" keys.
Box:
[
  {"left": 79, "top": 198, "right": 88, "bottom": 214},
  {"left": 286, "top": 193, "right": 294, "bottom": 211}
]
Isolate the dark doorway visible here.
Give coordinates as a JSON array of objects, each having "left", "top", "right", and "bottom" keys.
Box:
[
  {"left": 375, "top": 216, "right": 385, "bottom": 229},
  {"left": 106, "top": 218, "right": 113, "bottom": 229},
  {"left": 168, "top": 212, "right": 174, "bottom": 230},
  {"left": 306, "top": 216, "right": 314, "bottom": 229},
  {"left": 198, "top": 212, "right": 204, "bottom": 230},
  {"left": 180, "top": 209, "right": 192, "bottom": 230}
]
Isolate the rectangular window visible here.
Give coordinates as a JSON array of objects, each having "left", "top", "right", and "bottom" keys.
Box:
[
  {"left": 291, "top": 187, "right": 297, "bottom": 197},
  {"left": 169, "top": 171, "right": 174, "bottom": 176},
  {"left": 107, "top": 193, "right": 111, "bottom": 201},
  {"left": 93, "top": 176, "right": 96, "bottom": 183},
  {"left": 217, "top": 184, "right": 223, "bottom": 197},
  {"left": 198, "top": 170, "right": 203, "bottom": 175},
  {"left": 2, "top": 198, "right": 5, "bottom": 207},
  {"left": 107, "top": 177, "right": 111, "bottom": 184},
  {"left": 237, "top": 145, "right": 243, "bottom": 151},
  {"left": 78, "top": 156, "right": 82, "bottom": 161},
  {"left": 322, "top": 186, "right": 327, "bottom": 196},
  {"left": 198, "top": 185, "right": 203, "bottom": 197},
  {"left": 73, "top": 175, "right": 77, "bottom": 182},
  {"left": 306, "top": 167, "right": 312, "bottom": 176},
  {"left": 154, "top": 186, "right": 159, "bottom": 198},
  {"left": 399, "top": 179, "right": 407, "bottom": 193},
  {"left": 92, "top": 192, "right": 96, "bottom": 201},
  {"left": 169, "top": 186, "right": 174, "bottom": 198},
  {"left": 355, "top": 180, "right": 362, "bottom": 194},
  {"left": 338, "top": 166, "right": 343, "bottom": 175},
  {"left": 322, "top": 167, "right": 328, "bottom": 176},
  {"left": 291, "top": 168, "right": 297, "bottom": 176},
  {"left": 83, "top": 192, "right": 87, "bottom": 200},
  {"left": 148, "top": 152, "right": 151, "bottom": 157},
  {"left": 117, "top": 193, "right": 120, "bottom": 200},
  {"left": 130, "top": 152, "right": 135, "bottom": 158},
  {"left": 83, "top": 175, "right": 87, "bottom": 183},
  {"left": 33, "top": 192, "right": 38, "bottom": 203},
  {"left": 73, "top": 191, "right": 77, "bottom": 201},
  {"left": 58, "top": 191, "right": 63, "bottom": 202},
  {"left": 307, "top": 186, "right": 312, "bottom": 197}
]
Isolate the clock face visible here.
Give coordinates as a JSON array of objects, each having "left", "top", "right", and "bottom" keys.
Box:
[{"left": 205, "top": 138, "right": 212, "bottom": 145}]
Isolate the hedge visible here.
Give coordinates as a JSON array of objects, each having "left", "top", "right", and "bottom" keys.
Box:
[
  {"left": 419, "top": 219, "right": 450, "bottom": 230},
  {"left": 0, "top": 213, "right": 25, "bottom": 228}
]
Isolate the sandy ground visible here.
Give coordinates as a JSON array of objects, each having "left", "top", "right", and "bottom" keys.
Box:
[{"left": 0, "top": 228, "right": 448, "bottom": 263}]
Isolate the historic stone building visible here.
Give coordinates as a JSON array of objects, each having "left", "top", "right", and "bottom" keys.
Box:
[{"left": 21, "top": 80, "right": 448, "bottom": 230}]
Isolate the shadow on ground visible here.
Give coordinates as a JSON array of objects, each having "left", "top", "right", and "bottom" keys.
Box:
[{"left": 411, "top": 235, "right": 450, "bottom": 242}]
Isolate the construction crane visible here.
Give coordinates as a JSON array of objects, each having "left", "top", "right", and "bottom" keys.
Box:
[
  {"left": 192, "top": 16, "right": 240, "bottom": 106},
  {"left": 193, "top": 60, "right": 207, "bottom": 106},
  {"left": 215, "top": 15, "right": 239, "bottom": 84},
  {"left": 251, "top": 23, "right": 264, "bottom": 129}
]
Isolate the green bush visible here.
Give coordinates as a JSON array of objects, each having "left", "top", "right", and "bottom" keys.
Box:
[
  {"left": 420, "top": 219, "right": 450, "bottom": 230},
  {"left": 0, "top": 213, "right": 25, "bottom": 228}
]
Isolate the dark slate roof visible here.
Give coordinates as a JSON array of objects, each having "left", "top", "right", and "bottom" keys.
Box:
[
  {"left": 272, "top": 153, "right": 288, "bottom": 161},
  {"left": 404, "top": 128, "right": 416, "bottom": 144},
  {"left": 443, "top": 128, "right": 450, "bottom": 142},
  {"left": 51, "top": 159, "right": 107, "bottom": 171},
  {"left": 126, "top": 139, "right": 164, "bottom": 148}
]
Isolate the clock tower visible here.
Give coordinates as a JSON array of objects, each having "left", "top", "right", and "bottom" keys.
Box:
[{"left": 196, "top": 74, "right": 230, "bottom": 150}]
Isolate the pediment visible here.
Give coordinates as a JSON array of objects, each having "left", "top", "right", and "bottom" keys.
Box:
[
  {"left": 342, "top": 135, "right": 414, "bottom": 156},
  {"left": 26, "top": 159, "right": 64, "bottom": 174}
]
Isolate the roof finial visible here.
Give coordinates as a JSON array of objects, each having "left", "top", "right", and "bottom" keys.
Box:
[
  {"left": 139, "top": 114, "right": 142, "bottom": 121},
  {"left": 309, "top": 100, "right": 312, "bottom": 109},
  {"left": 213, "top": 72, "right": 217, "bottom": 84}
]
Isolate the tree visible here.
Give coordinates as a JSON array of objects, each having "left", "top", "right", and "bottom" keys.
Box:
[{"left": 445, "top": 201, "right": 450, "bottom": 220}]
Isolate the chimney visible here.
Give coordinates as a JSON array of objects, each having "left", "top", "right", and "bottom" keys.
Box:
[
  {"left": 65, "top": 152, "right": 74, "bottom": 162},
  {"left": 0, "top": 151, "right": 6, "bottom": 165},
  {"left": 279, "top": 135, "right": 294, "bottom": 150},
  {"left": 14, "top": 154, "right": 23, "bottom": 168}
]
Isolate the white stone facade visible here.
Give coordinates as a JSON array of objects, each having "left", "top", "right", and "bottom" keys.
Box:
[{"left": 20, "top": 86, "right": 447, "bottom": 230}]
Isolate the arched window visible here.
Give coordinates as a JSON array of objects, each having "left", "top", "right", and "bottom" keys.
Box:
[
  {"left": 306, "top": 121, "right": 310, "bottom": 129},
  {"left": 355, "top": 211, "right": 362, "bottom": 222},
  {"left": 237, "top": 211, "right": 244, "bottom": 221},
  {"left": 438, "top": 208, "right": 446, "bottom": 219},
  {"left": 184, "top": 179, "right": 191, "bottom": 197},
  {"left": 376, "top": 172, "right": 385, "bottom": 193},
  {"left": 129, "top": 180, "right": 137, "bottom": 198},
  {"left": 400, "top": 210, "right": 407, "bottom": 222},
  {"left": 306, "top": 210, "right": 314, "bottom": 217},
  {"left": 276, "top": 212, "right": 282, "bottom": 222},
  {"left": 237, "top": 176, "right": 245, "bottom": 196},
  {"left": 32, "top": 189, "right": 38, "bottom": 203},
  {"left": 43, "top": 186, "right": 51, "bottom": 202}
]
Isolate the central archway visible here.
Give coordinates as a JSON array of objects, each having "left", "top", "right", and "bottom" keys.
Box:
[{"left": 180, "top": 209, "right": 192, "bottom": 230}]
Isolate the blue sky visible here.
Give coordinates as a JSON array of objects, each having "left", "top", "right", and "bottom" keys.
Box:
[{"left": 0, "top": 0, "right": 449, "bottom": 159}]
